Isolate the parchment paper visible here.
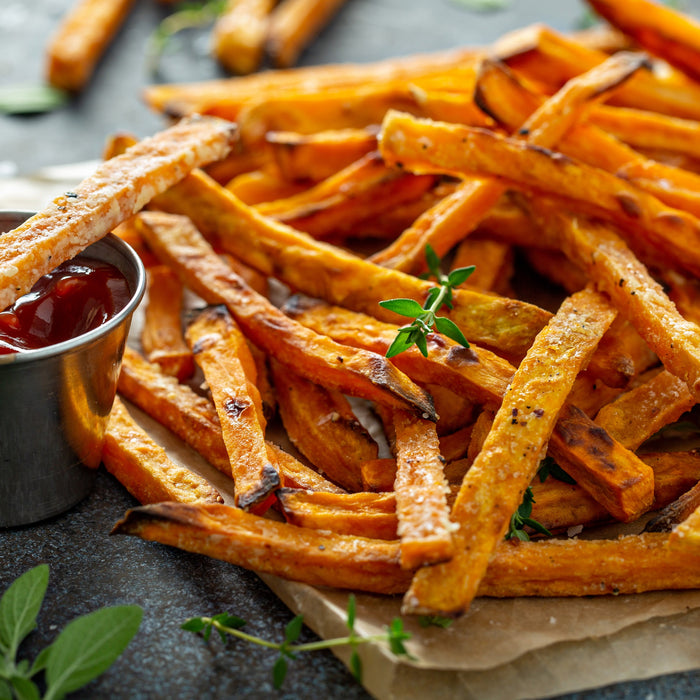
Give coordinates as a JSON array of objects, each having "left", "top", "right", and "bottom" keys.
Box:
[{"left": 3, "top": 165, "right": 699, "bottom": 700}]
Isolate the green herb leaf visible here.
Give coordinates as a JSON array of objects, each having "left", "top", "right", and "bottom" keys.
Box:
[
  {"left": 284, "top": 616, "right": 304, "bottom": 644},
  {"left": 506, "top": 487, "right": 552, "bottom": 541},
  {"left": 181, "top": 617, "right": 207, "bottom": 633},
  {"left": 447, "top": 265, "right": 476, "bottom": 287},
  {"left": 434, "top": 316, "right": 470, "bottom": 348},
  {"left": 346, "top": 595, "right": 356, "bottom": 631},
  {"left": 385, "top": 330, "right": 416, "bottom": 358},
  {"left": 424, "top": 244, "right": 442, "bottom": 278},
  {"left": 272, "top": 656, "right": 288, "bottom": 689},
  {"left": 0, "top": 681, "right": 11, "bottom": 700},
  {"left": 0, "top": 85, "right": 69, "bottom": 115},
  {"left": 350, "top": 650, "right": 362, "bottom": 681},
  {"left": 8, "top": 677, "right": 39, "bottom": 700},
  {"left": 43, "top": 605, "right": 142, "bottom": 700},
  {"left": 418, "top": 615, "right": 454, "bottom": 629},
  {"left": 538, "top": 456, "right": 576, "bottom": 484},
  {"left": 378, "top": 298, "right": 424, "bottom": 318},
  {"left": 0, "top": 564, "right": 49, "bottom": 659}
]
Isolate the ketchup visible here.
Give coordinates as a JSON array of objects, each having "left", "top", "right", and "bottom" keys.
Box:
[{"left": 0, "top": 257, "right": 131, "bottom": 354}]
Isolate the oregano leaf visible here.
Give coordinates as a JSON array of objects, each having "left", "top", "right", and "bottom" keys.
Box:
[
  {"left": 0, "top": 564, "right": 49, "bottom": 657},
  {"left": 350, "top": 650, "right": 362, "bottom": 681},
  {"left": 447, "top": 265, "right": 476, "bottom": 287},
  {"left": 346, "top": 594, "right": 356, "bottom": 631},
  {"left": 43, "top": 605, "right": 142, "bottom": 700},
  {"left": 285, "top": 615, "right": 304, "bottom": 644}
]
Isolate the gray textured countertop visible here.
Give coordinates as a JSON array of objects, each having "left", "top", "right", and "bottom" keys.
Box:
[{"left": 1, "top": 0, "right": 700, "bottom": 697}]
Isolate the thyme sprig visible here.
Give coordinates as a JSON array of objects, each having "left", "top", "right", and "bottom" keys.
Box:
[
  {"left": 379, "top": 245, "right": 473, "bottom": 358},
  {"left": 182, "top": 595, "right": 411, "bottom": 689},
  {"left": 506, "top": 487, "right": 552, "bottom": 541},
  {"left": 147, "top": 0, "right": 227, "bottom": 74}
]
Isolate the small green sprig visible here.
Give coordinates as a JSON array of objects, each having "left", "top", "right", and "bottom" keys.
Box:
[
  {"left": 182, "top": 594, "right": 411, "bottom": 689},
  {"left": 147, "top": 0, "right": 227, "bottom": 74},
  {"left": 0, "top": 85, "right": 68, "bottom": 115},
  {"left": 0, "top": 565, "right": 141, "bottom": 700},
  {"left": 379, "top": 245, "right": 473, "bottom": 358},
  {"left": 506, "top": 487, "right": 552, "bottom": 542},
  {"left": 537, "top": 456, "right": 576, "bottom": 485}
]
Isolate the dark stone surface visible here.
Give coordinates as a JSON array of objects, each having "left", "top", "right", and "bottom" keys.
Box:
[{"left": 1, "top": 0, "right": 700, "bottom": 697}]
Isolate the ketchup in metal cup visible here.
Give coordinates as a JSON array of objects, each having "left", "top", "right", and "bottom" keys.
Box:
[{"left": 0, "top": 257, "right": 131, "bottom": 354}]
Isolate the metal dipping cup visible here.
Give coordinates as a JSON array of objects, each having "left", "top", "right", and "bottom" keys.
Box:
[{"left": 0, "top": 211, "right": 146, "bottom": 527}]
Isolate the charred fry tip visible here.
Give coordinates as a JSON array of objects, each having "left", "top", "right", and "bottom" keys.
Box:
[
  {"left": 236, "top": 462, "right": 281, "bottom": 511},
  {"left": 111, "top": 501, "right": 205, "bottom": 535}
]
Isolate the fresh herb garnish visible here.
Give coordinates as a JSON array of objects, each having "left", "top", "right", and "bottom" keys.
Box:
[
  {"left": 147, "top": 0, "right": 227, "bottom": 74},
  {"left": 0, "top": 564, "right": 142, "bottom": 700},
  {"left": 0, "top": 85, "right": 69, "bottom": 115},
  {"left": 380, "top": 245, "right": 473, "bottom": 358},
  {"left": 538, "top": 456, "right": 576, "bottom": 485},
  {"left": 182, "top": 594, "right": 411, "bottom": 689},
  {"left": 418, "top": 615, "right": 453, "bottom": 629},
  {"left": 506, "top": 487, "right": 552, "bottom": 541}
]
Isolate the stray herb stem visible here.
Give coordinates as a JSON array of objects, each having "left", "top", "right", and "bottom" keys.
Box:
[{"left": 183, "top": 595, "right": 411, "bottom": 688}]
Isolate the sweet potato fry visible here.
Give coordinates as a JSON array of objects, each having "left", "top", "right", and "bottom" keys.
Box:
[
  {"left": 212, "top": 0, "right": 276, "bottom": 75},
  {"left": 391, "top": 409, "right": 454, "bottom": 569},
  {"left": 475, "top": 58, "right": 700, "bottom": 217},
  {"left": 532, "top": 203, "right": 700, "bottom": 400},
  {"left": 404, "top": 288, "right": 618, "bottom": 616},
  {"left": 379, "top": 110, "right": 700, "bottom": 278},
  {"left": 493, "top": 24, "right": 700, "bottom": 120},
  {"left": 46, "top": 0, "right": 136, "bottom": 92},
  {"left": 278, "top": 488, "right": 397, "bottom": 539},
  {"left": 267, "top": 0, "right": 349, "bottom": 68},
  {"left": 479, "top": 533, "right": 700, "bottom": 597},
  {"left": 141, "top": 265, "right": 194, "bottom": 381},
  {"left": 151, "top": 169, "right": 551, "bottom": 359},
  {"left": 450, "top": 237, "right": 514, "bottom": 295},
  {"left": 266, "top": 127, "right": 378, "bottom": 182},
  {"left": 589, "top": 105, "right": 700, "bottom": 163},
  {"left": 360, "top": 458, "right": 397, "bottom": 493},
  {"left": 270, "top": 360, "right": 377, "bottom": 492},
  {"left": 112, "top": 503, "right": 700, "bottom": 596},
  {"left": 255, "top": 151, "right": 435, "bottom": 240},
  {"left": 646, "top": 480, "right": 700, "bottom": 534},
  {"left": 669, "top": 502, "right": 700, "bottom": 549},
  {"left": 186, "top": 306, "right": 278, "bottom": 511},
  {"left": 0, "top": 116, "right": 237, "bottom": 312},
  {"left": 587, "top": 0, "right": 700, "bottom": 83},
  {"left": 595, "top": 370, "right": 695, "bottom": 451},
  {"left": 118, "top": 347, "right": 344, "bottom": 494},
  {"left": 225, "top": 169, "right": 308, "bottom": 205},
  {"left": 371, "top": 52, "right": 646, "bottom": 275},
  {"left": 142, "top": 48, "right": 481, "bottom": 120},
  {"left": 548, "top": 402, "right": 655, "bottom": 522},
  {"left": 103, "top": 398, "right": 223, "bottom": 506},
  {"left": 135, "top": 211, "right": 436, "bottom": 419},
  {"left": 113, "top": 501, "right": 411, "bottom": 594}
]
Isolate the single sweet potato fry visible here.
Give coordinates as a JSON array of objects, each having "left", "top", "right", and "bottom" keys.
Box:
[
  {"left": 141, "top": 265, "right": 194, "bottom": 381},
  {"left": 392, "top": 409, "right": 454, "bottom": 569},
  {"left": 267, "top": 0, "right": 349, "bottom": 68},
  {"left": 103, "top": 397, "right": 223, "bottom": 506},
  {"left": 186, "top": 306, "right": 279, "bottom": 511},
  {"left": 404, "top": 288, "right": 618, "bottom": 616},
  {"left": 270, "top": 360, "right": 377, "bottom": 492},
  {"left": 588, "top": 0, "right": 700, "bottom": 82},
  {"left": 0, "top": 116, "right": 237, "bottom": 312},
  {"left": 46, "top": 0, "right": 136, "bottom": 92},
  {"left": 646, "top": 481, "right": 700, "bottom": 534},
  {"left": 595, "top": 370, "right": 695, "bottom": 451},
  {"left": 266, "top": 127, "right": 378, "bottom": 182},
  {"left": 112, "top": 503, "right": 700, "bottom": 596},
  {"left": 213, "top": 0, "right": 276, "bottom": 75},
  {"left": 135, "top": 211, "right": 437, "bottom": 419}
]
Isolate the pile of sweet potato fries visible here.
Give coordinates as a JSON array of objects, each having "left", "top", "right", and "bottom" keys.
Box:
[{"left": 5, "top": 0, "right": 700, "bottom": 617}]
